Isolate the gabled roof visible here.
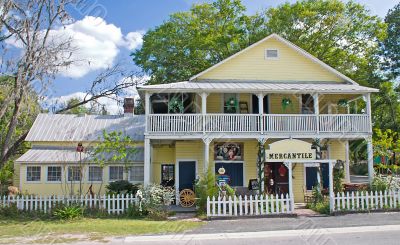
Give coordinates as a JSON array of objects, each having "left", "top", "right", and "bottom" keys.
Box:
[
  {"left": 26, "top": 114, "right": 145, "bottom": 142},
  {"left": 189, "top": 33, "right": 357, "bottom": 85}
]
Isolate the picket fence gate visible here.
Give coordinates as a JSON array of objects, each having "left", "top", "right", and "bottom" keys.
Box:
[
  {"left": 206, "top": 194, "right": 293, "bottom": 217},
  {"left": 333, "top": 190, "right": 400, "bottom": 212},
  {"left": 0, "top": 194, "right": 137, "bottom": 215}
]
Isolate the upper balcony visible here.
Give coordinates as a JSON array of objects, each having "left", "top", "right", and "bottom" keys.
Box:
[{"left": 144, "top": 92, "right": 373, "bottom": 139}]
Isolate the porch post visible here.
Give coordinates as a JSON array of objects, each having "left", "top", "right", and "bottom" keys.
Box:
[
  {"left": 201, "top": 92, "right": 208, "bottom": 133},
  {"left": 285, "top": 161, "right": 294, "bottom": 212},
  {"left": 257, "top": 93, "right": 264, "bottom": 134},
  {"left": 145, "top": 92, "right": 151, "bottom": 132},
  {"left": 367, "top": 137, "right": 374, "bottom": 183},
  {"left": 328, "top": 160, "right": 334, "bottom": 212},
  {"left": 203, "top": 137, "right": 212, "bottom": 172},
  {"left": 345, "top": 140, "right": 351, "bottom": 183},
  {"left": 365, "top": 93, "right": 372, "bottom": 133},
  {"left": 313, "top": 93, "right": 320, "bottom": 134},
  {"left": 144, "top": 137, "right": 151, "bottom": 186}
]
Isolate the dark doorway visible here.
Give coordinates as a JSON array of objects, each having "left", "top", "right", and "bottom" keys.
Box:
[
  {"left": 178, "top": 161, "right": 196, "bottom": 191},
  {"left": 305, "top": 165, "right": 329, "bottom": 190},
  {"left": 215, "top": 163, "right": 244, "bottom": 186},
  {"left": 252, "top": 95, "right": 269, "bottom": 114},
  {"left": 264, "top": 162, "right": 289, "bottom": 195},
  {"left": 161, "top": 164, "right": 175, "bottom": 187}
]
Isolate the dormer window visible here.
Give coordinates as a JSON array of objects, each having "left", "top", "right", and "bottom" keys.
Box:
[{"left": 265, "top": 49, "right": 279, "bottom": 59}]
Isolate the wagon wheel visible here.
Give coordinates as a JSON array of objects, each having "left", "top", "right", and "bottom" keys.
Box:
[{"left": 179, "top": 189, "right": 195, "bottom": 208}]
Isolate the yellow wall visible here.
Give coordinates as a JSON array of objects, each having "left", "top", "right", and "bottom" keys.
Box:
[
  {"left": 198, "top": 37, "right": 344, "bottom": 82},
  {"left": 152, "top": 145, "right": 175, "bottom": 184},
  {"left": 206, "top": 93, "right": 221, "bottom": 113},
  {"left": 269, "top": 94, "right": 301, "bottom": 114}
]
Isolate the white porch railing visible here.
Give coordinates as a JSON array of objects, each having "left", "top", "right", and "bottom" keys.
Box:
[
  {"left": 0, "top": 194, "right": 137, "bottom": 215},
  {"left": 147, "top": 114, "right": 371, "bottom": 134},
  {"left": 206, "top": 194, "right": 293, "bottom": 218},
  {"left": 332, "top": 190, "right": 400, "bottom": 212}
]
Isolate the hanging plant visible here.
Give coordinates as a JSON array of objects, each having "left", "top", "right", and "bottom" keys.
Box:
[
  {"left": 281, "top": 97, "right": 292, "bottom": 112},
  {"left": 225, "top": 97, "right": 238, "bottom": 113},
  {"left": 337, "top": 99, "right": 348, "bottom": 107},
  {"left": 168, "top": 97, "right": 184, "bottom": 113}
]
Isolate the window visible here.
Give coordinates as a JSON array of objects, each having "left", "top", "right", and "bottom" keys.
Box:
[
  {"left": 109, "top": 166, "right": 124, "bottom": 181},
  {"left": 47, "top": 166, "right": 62, "bottom": 182},
  {"left": 223, "top": 93, "right": 238, "bottom": 113},
  {"left": 161, "top": 164, "right": 175, "bottom": 187},
  {"left": 301, "top": 94, "right": 315, "bottom": 114},
  {"left": 26, "top": 166, "right": 41, "bottom": 182},
  {"left": 68, "top": 166, "right": 82, "bottom": 182},
  {"left": 129, "top": 166, "right": 144, "bottom": 182},
  {"left": 265, "top": 49, "right": 279, "bottom": 59},
  {"left": 88, "top": 166, "right": 103, "bottom": 182}
]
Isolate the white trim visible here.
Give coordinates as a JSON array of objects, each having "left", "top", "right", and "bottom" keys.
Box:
[{"left": 189, "top": 33, "right": 358, "bottom": 85}]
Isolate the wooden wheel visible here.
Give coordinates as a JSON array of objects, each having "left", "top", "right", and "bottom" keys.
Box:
[{"left": 179, "top": 189, "right": 195, "bottom": 208}]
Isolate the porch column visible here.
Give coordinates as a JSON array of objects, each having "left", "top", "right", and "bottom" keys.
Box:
[
  {"left": 367, "top": 137, "right": 374, "bottom": 183},
  {"left": 313, "top": 93, "right": 320, "bottom": 134},
  {"left": 203, "top": 137, "right": 212, "bottom": 172},
  {"left": 364, "top": 93, "right": 372, "bottom": 133},
  {"left": 201, "top": 92, "right": 208, "bottom": 133},
  {"left": 257, "top": 93, "right": 264, "bottom": 134},
  {"left": 284, "top": 161, "right": 294, "bottom": 212},
  {"left": 345, "top": 140, "right": 351, "bottom": 183},
  {"left": 328, "top": 160, "right": 334, "bottom": 212},
  {"left": 144, "top": 137, "right": 151, "bottom": 186},
  {"left": 145, "top": 92, "right": 151, "bottom": 132}
]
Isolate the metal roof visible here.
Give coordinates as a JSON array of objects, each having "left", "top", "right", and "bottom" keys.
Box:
[
  {"left": 16, "top": 147, "right": 144, "bottom": 163},
  {"left": 26, "top": 114, "right": 145, "bottom": 142},
  {"left": 138, "top": 80, "right": 379, "bottom": 93}
]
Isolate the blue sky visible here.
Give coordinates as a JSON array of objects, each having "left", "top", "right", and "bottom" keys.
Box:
[{"left": 44, "top": 0, "right": 398, "bottom": 113}]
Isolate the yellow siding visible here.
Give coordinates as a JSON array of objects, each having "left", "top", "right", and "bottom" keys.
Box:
[
  {"left": 269, "top": 94, "right": 301, "bottom": 114},
  {"left": 329, "top": 140, "right": 346, "bottom": 161},
  {"left": 198, "top": 37, "right": 344, "bottom": 82},
  {"left": 206, "top": 93, "right": 221, "bottom": 113},
  {"left": 13, "top": 162, "right": 20, "bottom": 189},
  {"left": 152, "top": 145, "right": 175, "bottom": 184},
  {"left": 175, "top": 141, "right": 204, "bottom": 174},
  {"left": 293, "top": 164, "right": 305, "bottom": 203}
]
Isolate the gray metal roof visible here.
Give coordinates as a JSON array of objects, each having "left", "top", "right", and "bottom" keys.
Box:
[
  {"left": 16, "top": 147, "right": 144, "bottom": 163},
  {"left": 138, "top": 80, "right": 379, "bottom": 93},
  {"left": 26, "top": 114, "right": 145, "bottom": 142}
]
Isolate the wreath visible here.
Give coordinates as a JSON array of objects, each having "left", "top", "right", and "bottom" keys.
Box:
[
  {"left": 337, "top": 99, "right": 348, "bottom": 107},
  {"left": 225, "top": 97, "right": 238, "bottom": 113},
  {"left": 168, "top": 97, "right": 184, "bottom": 113},
  {"left": 281, "top": 97, "right": 292, "bottom": 112}
]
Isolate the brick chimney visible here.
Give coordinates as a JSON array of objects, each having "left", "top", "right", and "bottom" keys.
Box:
[{"left": 123, "top": 98, "right": 135, "bottom": 117}]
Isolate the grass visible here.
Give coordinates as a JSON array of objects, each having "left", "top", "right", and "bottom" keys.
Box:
[{"left": 0, "top": 218, "right": 203, "bottom": 242}]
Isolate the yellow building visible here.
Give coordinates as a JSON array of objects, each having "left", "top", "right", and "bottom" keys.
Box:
[{"left": 17, "top": 34, "right": 378, "bottom": 206}]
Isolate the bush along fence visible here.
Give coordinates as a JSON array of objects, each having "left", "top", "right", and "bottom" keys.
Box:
[
  {"left": 0, "top": 194, "right": 137, "bottom": 215},
  {"left": 206, "top": 194, "right": 293, "bottom": 218},
  {"left": 332, "top": 190, "right": 400, "bottom": 212}
]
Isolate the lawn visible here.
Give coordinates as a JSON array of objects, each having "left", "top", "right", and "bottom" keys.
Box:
[{"left": 0, "top": 218, "right": 203, "bottom": 243}]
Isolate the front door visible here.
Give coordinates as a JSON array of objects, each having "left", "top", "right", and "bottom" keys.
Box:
[
  {"left": 178, "top": 161, "right": 196, "bottom": 191},
  {"left": 215, "top": 163, "right": 244, "bottom": 186},
  {"left": 305, "top": 165, "right": 329, "bottom": 190},
  {"left": 264, "top": 162, "right": 289, "bottom": 195}
]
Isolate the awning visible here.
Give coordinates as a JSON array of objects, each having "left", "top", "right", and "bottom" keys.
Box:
[{"left": 15, "top": 147, "right": 144, "bottom": 163}]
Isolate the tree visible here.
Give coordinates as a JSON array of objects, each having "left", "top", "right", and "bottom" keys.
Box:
[
  {"left": 132, "top": 0, "right": 266, "bottom": 84},
  {"left": 381, "top": 2, "right": 400, "bottom": 80}
]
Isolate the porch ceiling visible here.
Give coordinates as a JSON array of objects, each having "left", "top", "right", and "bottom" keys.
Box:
[{"left": 138, "top": 80, "right": 378, "bottom": 94}]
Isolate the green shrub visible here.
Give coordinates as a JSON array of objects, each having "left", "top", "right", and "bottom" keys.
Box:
[
  {"left": 53, "top": 205, "right": 83, "bottom": 220},
  {"left": 106, "top": 180, "right": 139, "bottom": 195},
  {"left": 370, "top": 175, "right": 390, "bottom": 192},
  {"left": 0, "top": 204, "right": 19, "bottom": 218},
  {"left": 125, "top": 203, "right": 147, "bottom": 218},
  {"left": 313, "top": 202, "right": 330, "bottom": 215},
  {"left": 350, "top": 163, "right": 368, "bottom": 175},
  {"left": 195, "top": 166, "right": 218, "bottom": 214}
]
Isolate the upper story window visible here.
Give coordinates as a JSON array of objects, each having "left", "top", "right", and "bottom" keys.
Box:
[
  {"left": 265, "top": 49, "right": 279, "bottom": 59},
  {"left": 26, "top": 166, "right": 41, "bottom": 182}
]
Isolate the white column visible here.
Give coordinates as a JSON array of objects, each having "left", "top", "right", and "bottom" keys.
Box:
[
  {"left": 313, "top": 93, "right": 320, "bottom": 134},
  {"left": 286, "top": 161, "right": 294, "bottom": 212},
  {"left": 329, "top": 161, "right": 334, "bottom": 212},
  {"left": 345, "top": 140, "right": 350, "bottom": 183},
  {"left": 257, "top": 93, "right": 264, "bottom": 134},
  {"left": 144, "top": 137, "right": 151, "bottom": 186},
  {"left": 367, "top": 137, "right": 374, "bottom": 183},
  {"left": 144, "top": 92, "right": 151, "bottom": 132},
  {"left": 365, "top": 93, "right": 372, "bottom": 133},
  {"left": 201, "top": 92, "right": 208, "bottom": 133},
  {"left": 203, "top": 138, "right": 212, "bottom": 172}
]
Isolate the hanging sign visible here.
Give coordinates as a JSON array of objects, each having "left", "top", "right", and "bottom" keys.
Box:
[{"left": 265, "top": 139, "right": 316, "bottom": 161}]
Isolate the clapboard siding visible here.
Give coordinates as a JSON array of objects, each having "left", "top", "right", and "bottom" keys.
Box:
[
  {"left": 152, "top": 145, "right": 176, "bottom": 184},
  {"left": 198, "top": 38, "right": 344, "bottom": 82}
]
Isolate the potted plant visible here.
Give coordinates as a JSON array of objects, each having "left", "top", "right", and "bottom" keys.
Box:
[
  {"left": 225, "top": 97, "right": 238, "bottom": 113},
  {"left": 168, "top": 97, "right": 184, "bottom": 113},
  {"left": 281, "top": 97, "right": 292, "bottom": 112}
]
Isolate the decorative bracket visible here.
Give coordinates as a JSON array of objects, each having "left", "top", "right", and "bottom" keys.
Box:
[
  {"left": 202, "top": 137, "right": 213, "bottom": 145},
  {"left": 257, "top": 137, "right": 267, "bottom": 145},
  {"left": 283, "top": 161, "right": 291, "bottom": 168}
]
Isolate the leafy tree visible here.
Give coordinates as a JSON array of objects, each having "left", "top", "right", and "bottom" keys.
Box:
[
  {"left": 373, "top": 128, "right": 400, "bottom": 165},
  {"left": 381, "top": 2, "right": 400, "bottom": 80},
  {"left": 61, "top": 98, "right": 90, "bottom": 115},
  {"left": 132, "top": 0, "right": 266, "bottom": 84},
  {"left": 372, "top": 82, "right": 400, "bottom": 134}
]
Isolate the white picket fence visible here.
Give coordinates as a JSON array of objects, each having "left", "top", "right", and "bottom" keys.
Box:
[
  {"left": 333, "top": 190, "right": 400, "bottom": 212},
  {"left": 206, "top": 194, "right": 293, "bottom": 218},
  {"left": 0, "top": 194, "right": 137, "bottom": 215}
]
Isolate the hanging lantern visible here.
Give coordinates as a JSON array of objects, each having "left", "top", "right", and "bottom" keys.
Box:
[{"left": 278, "top": 164, "right": 287, "bottom": 177}]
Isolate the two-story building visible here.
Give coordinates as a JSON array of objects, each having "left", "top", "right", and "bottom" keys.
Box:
[{"left": 138, "top": 34, "right": 378, "bottom": 203}]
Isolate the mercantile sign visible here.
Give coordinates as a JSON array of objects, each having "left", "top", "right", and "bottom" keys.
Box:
[{"left": 265, "top": 139, "right": 316, "bottom": 161}]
